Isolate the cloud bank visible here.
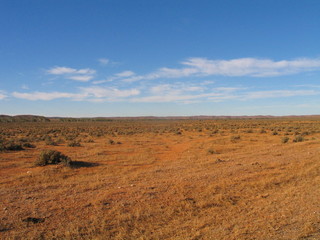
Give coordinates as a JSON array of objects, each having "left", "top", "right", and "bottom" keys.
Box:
[{"left": 11, "top": 57, "right": 320, "bottom": 105}]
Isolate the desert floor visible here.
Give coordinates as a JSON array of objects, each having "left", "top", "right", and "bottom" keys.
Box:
[{"left": 0, "top": 119, "right": 320, "bottom": 239}]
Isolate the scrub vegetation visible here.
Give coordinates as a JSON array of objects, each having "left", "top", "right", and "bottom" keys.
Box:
[{"left": 0, "top": 117, "right": 320, "bottom": 239}]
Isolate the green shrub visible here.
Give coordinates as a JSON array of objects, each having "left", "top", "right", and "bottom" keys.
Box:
[
  {"left": 35, "top": 150, "right": 72, "bottom": 166},
  {"left": 281, "top": 137, "right": 289, "bottom": 143}
]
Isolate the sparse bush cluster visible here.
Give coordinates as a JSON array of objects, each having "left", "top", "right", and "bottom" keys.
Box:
[
  {"left": 0, "top": 138, "right": 35, "bottom": 151},
  {"left": 0, "top": 140, "right": 24, "bottom": 151}
]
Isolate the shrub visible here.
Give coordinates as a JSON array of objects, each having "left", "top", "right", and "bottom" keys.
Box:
[
  {"left": 45, "top": 137, "right": 57, "bottom": 146},
  {"left": 230, "top": 135, "right": 241, "bottom": 142},
  {"left": 67, "top": 140, "right": 81, "bottom": 147},
  {"left": 22, "top": 142, "right": 36, "bottom": 148},
  {"left": 281, "top": 137, "right": 289, "bottom": 144},
  {"left": 293, "top": 135, "right": 304, "bottom": 143},
  {"left": 35, "top": 150, "right": 72, "bottom": 166},
  {"left": 259, "top": 129, "right": 267, "bottom": 134},
  {"left": 0, "top": 140, "right": 24, "bottom": 151},
  {"left": 208, "top": 149, "right": 217, "bottom": 154}
]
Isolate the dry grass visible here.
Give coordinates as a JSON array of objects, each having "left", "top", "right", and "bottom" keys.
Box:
[{"left": 0, "top": 119, "right": 320, "bottom": 239}]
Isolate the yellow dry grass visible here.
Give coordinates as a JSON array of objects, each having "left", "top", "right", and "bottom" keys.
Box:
[{"left": 0, "top": 119, "right": 320, "bottom": 239}]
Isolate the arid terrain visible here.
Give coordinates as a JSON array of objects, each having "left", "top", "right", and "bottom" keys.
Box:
[{"left": 0, "top": 118, "right": 320, "bottom": 239}]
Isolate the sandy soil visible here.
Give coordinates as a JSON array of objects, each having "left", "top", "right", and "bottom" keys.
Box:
[{"left": 0, "top": 119, "right": 319, "bottom": 239}]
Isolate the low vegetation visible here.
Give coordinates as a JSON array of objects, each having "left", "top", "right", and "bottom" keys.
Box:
[
  {"left": 0, "top": 117, "right": 320, "bottom": 239},
  {"left": 34, "top": 150, "right": 72, "bottom": 166}
]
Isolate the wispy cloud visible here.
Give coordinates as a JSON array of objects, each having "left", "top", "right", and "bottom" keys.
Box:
[
  {"left": 118, "top": 57, "right": 320, "bottom": 82},
  {"left": 93, "top": 70, "right": 135, "bottom": 84},
  {"left": 11, "top": 57, "right": 320, "bottom": 106},
  {"left": 12, "top": 91, "right": 83, "bottom": 101},
  {"left": 21, "top": 84, "right": 29, "bottom": 90},
  {"left": 67, "top": 75, "right": 94, "bottom": 82},
  {"left": 181, "top": 57, "right": 320, "bottom": 77},
  {"left": 150, "top": 83, "right": 204, "bottom": 95},
  {"left": 115, "top": 71, "right": 135, "bottom": 77},
  {"left": 98, "top": 58, "right": 110, "bottom": 65},
  {"left": 0, "top": 91, "right": 7, "bottom": 100},
  {"left": 80, "top": 86, "right": 140, "bottom": 99},
  {"left": 242, "top": 90, "right": 318, "bottom": 99},
  {"left": 47, "top": 66, "right": 95, "bottom": 75},
  {"left": 132, "top": 84, "right": 240, "bottom": 103},
  {"left": 12, "top": 86, "right": 140, "bottom": 102},
  {"left": 47, "top": 66, "right": 96, "bottom": 82},
  {"left": 11, "top": 86, "right": 320, "bottom": 104}
]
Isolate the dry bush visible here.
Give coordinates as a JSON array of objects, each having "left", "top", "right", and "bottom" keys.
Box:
[
  {"left": 293, "top": 135, "right": 304, "bottom": 142},
  {"left": 67, "top": 140, "right": 82, "bottom": 147},
  {"left": 34, "top": 150, "right": 72, "bottom": 166},
  {"left": 0, "top": 140, "right": 24, "bottom": 151},
  {"left": 281, "top": 136, "right": 290, "bottom": 143}
]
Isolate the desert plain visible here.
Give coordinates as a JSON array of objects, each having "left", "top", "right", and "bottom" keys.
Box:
[{"left": 0, "top": 117, "right": 320, "bottom": 239}]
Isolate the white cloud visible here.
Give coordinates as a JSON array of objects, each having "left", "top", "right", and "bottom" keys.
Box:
[
  {"left": 80, "top": 86, "right": 140, "bottom": 98},
  {"left": 115, "top": 71, "right": 135, "bottom": 77},
  {"left": 12, "top": 86, "right": 140, "bottom": 102},
  {"left": 46, "top": 66, "right": 96, "bottom": 82},
  {"left": 21, "top": 84, "right": 29, "bottom": 90},
  {"left": 132, "top": 83, "right": 237, "bottom": 103},
  {"left": 243, "top": 90, "right": 318, "bottom": 99},
  {"left": 120, "top": 57, "right": 320, "bottom": 82},
  {"left": 150, "top": 83, "right": 204, "bottom": 95},
  {"left": 98, "top": 58, "right": 110, "bottom": 65},
  {"left": 93, "top": 70, "right": 135, "bottom": 84},
  {"left": 156, "top": 67, "right": 198, "bottom": 78},
  {"left": 47, "top": 67, "right": 76, "bottom": 75},
  {"left": 47, "top": 66, "right": 95, "bottom": 75},
  {"left": 182, "top": 57, "right": 320, "bottom": 77},
  {"left": 214, "top": 87, "right": 245, "bottom": 92},
  {"left": 12, "top": 91, "right": 83, "bottom": 101},
  {"left": 0, "top": 92, "right": 7, "bottom": 100},
  {"left": 67, "top": 75, "right": 94, "bottom": 82},
  {"left": 131, "top": 92, "right": 229, "bottom": 103}
]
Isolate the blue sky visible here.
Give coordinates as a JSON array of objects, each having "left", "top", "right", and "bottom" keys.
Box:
[{"left": 1, "top": 0, "right": 320, "bottom": 117}]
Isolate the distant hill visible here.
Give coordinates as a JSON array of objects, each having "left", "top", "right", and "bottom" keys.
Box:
[
  {"left": 51, "top": 115, "right": 320, "bottom": 121},
  {"left": 1, "top": 114, "right": 320, "bottom": 123},
  {"left": 0, "top": 115, "right": 50, "bottom": 122}
]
